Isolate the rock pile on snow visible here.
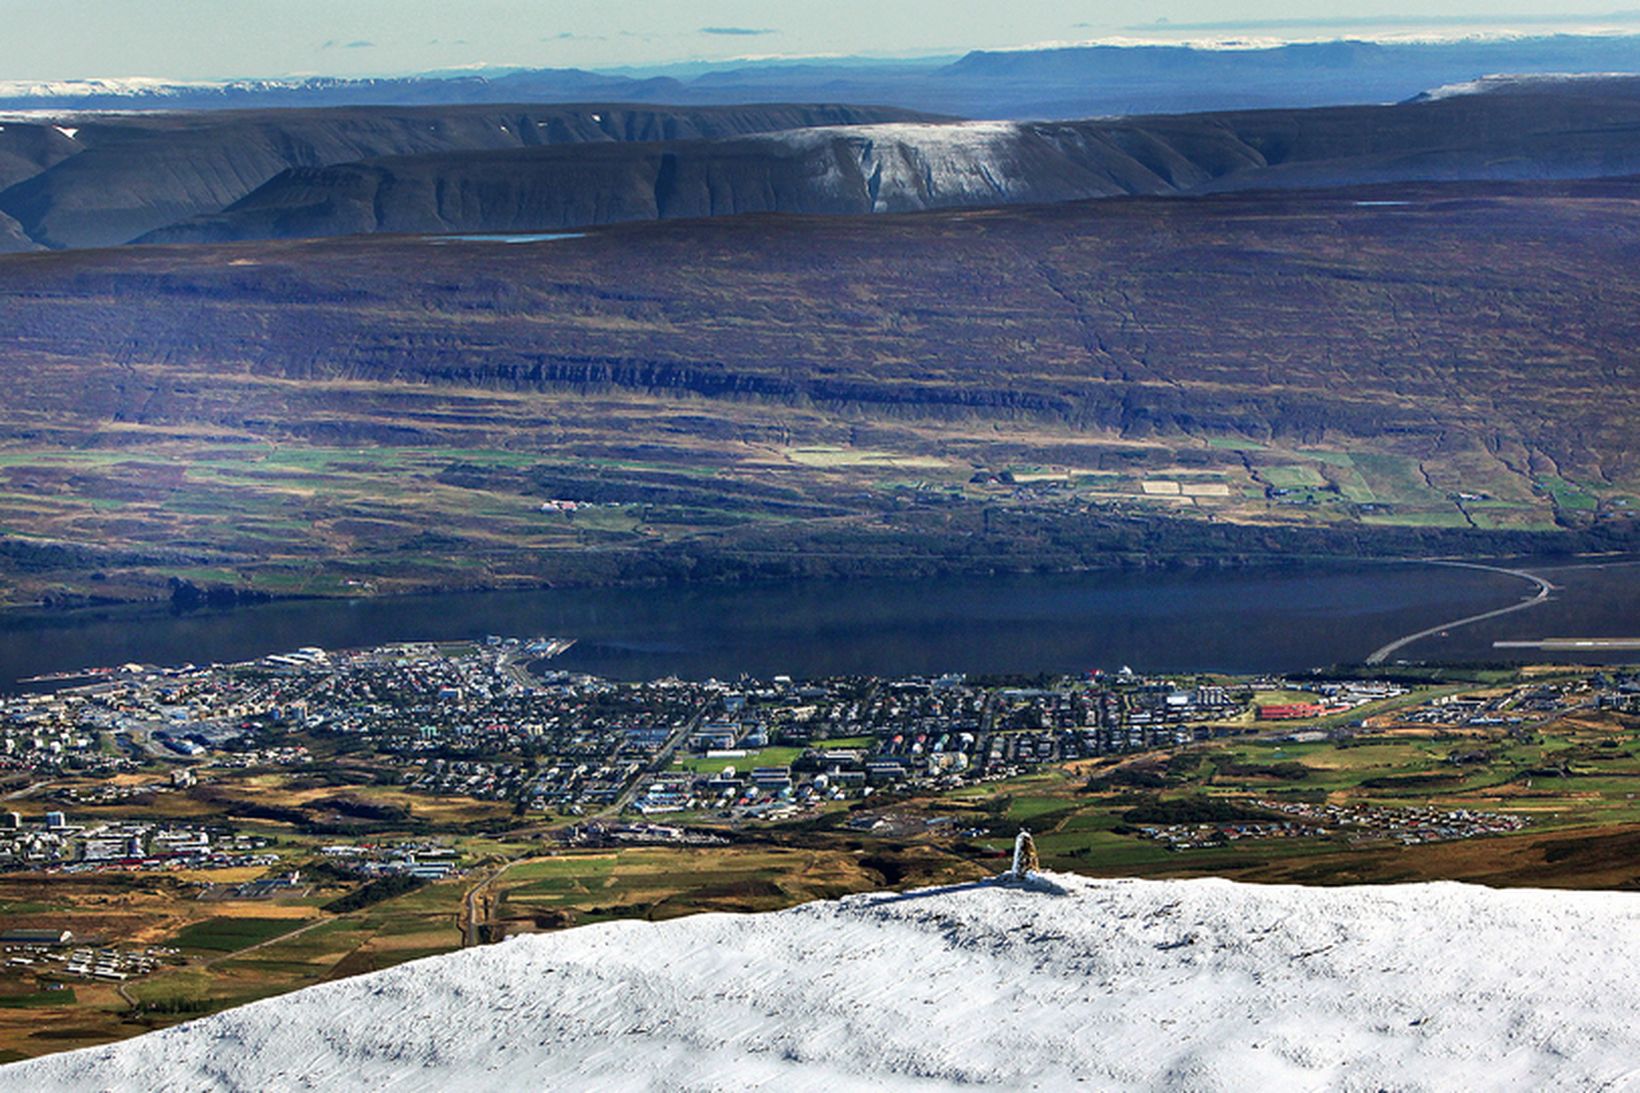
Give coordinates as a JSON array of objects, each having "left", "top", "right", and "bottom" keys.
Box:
[{"left": 5, "top": 873, "right": 1638, "bottom": 1091}]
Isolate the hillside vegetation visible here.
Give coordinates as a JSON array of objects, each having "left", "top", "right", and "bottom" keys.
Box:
[{"left": 0, "top": 180, "right": 1634, "bottom": 603}]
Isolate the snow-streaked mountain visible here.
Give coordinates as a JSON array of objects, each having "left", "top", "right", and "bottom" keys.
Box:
[
  {"left": 134, "top": 77, "right": 1640, "bottom": 246},
  {"left": 131, "top": 117, "right": 1239, "bottom": 245},
  {"left": 0, "top": 103, "right": 940, "bottom": 249},
  {"left": 6, "top": 873, "right": 1637, "bottom": 1091},
  {"left": 10, "top": 75, "right": 1640, "bottom": 251}
]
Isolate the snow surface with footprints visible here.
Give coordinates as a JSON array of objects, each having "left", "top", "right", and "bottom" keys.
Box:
[{"left": 4, "top": 873, "right": 1638, "bottom": 1091}]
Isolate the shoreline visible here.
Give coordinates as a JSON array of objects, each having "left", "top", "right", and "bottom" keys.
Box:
[{"left": 1, "top": 553, "right": 1635, "bottom": 692}]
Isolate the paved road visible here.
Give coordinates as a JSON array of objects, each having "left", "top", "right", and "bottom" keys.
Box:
[
  {"left": 1366, "top": 561, "right": 1554, "bottom": 665},
  {"left": 462, "top": 859, "right": 529, "bottom": 946}
]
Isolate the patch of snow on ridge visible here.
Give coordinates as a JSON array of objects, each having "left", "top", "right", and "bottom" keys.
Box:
[
  {"left": 764, "top": 121, "right": 1025, "bottom": 211},
  {"left": 1419, "top": 71, "right": 1640, "bottom": 99},
  {"left": 4, "top": 874, "right": 1639, "bottom": 1091}
]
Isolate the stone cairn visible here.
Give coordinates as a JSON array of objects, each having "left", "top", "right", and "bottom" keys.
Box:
[{"left": 1010, "top": 827, "right": 1040, "bottom": 879}]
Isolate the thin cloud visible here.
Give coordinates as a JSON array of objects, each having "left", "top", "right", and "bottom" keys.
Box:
[
  {"left": 699, "top": 26, "right": 776, "bottom": 37},
  {"left": 321, "top": 39, "right": 375, "bottom": 50},
  {"left": 1122, "top": 11, "right": 1640, "bottom": 32}
]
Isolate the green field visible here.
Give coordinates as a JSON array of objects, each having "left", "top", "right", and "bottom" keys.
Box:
[
  {"left": 169, "top": 917, "right": 304, "bottom": 953},
  {"left": 0, "top": 989, "right": 76, "bottom": 1009},
  {"left": 1259, "top": 465, "right": 1328, "bottom": 489},
  {"left": 672, "top": 746, "right": 805, "bottom": 774}
]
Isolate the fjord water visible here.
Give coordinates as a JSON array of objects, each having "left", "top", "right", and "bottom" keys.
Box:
[{"left": 0, "top": 559, "right": 1634, "bottom": 690}]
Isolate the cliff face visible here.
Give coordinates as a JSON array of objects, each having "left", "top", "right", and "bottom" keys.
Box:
[{"left": 0, "top": 103, "right": 942, "bottom": 249}]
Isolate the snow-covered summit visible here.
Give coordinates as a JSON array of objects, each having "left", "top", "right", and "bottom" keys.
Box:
[{"left": 4, "top": 873, "right": 1638, "bottom": 1091}]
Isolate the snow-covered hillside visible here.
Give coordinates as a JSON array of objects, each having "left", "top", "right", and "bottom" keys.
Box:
[
  {"left": 764, "top": 122, "right": 1035, "bottom": 211},
  {"left": 0, "top": 77, "right": 230, "bottom": 101},
  {"left": 1417, "top": 71, "right": 1640, "bottom": 99},
  {"left": 5, "top": 874, "right": 1638, "bottom": 1091}
]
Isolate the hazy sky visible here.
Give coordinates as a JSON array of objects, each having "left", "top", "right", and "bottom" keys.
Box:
[{"left": 2, "top": 1, "right": 1637, "bottom": 80}]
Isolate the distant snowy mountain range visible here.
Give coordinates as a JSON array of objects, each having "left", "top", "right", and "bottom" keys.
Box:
[
  {"left": 6, "top": 873, "right": 1637, "bottom": 1090},
  {"left": 6, "top": 33, "right": 1640, "bottom": 119}
]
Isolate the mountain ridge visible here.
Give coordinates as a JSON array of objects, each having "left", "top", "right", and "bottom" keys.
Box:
[
  {"left": 138, "top": 80, "right": 1640, "bottom": 245},
  {"left": 0, "top": 102, "right": 944, "bottom": 249},
  {"left": 6, "top": 873, "right": 1637, "bottom": 1089}
]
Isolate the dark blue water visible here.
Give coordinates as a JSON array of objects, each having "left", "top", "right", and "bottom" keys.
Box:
[{"left": 1, "top": 558, "right": 1633, "bottom": 690}]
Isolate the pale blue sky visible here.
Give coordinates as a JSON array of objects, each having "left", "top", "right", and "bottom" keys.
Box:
[{"left": 1, "top": 1, "right": 1636, "bottom": 80}]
